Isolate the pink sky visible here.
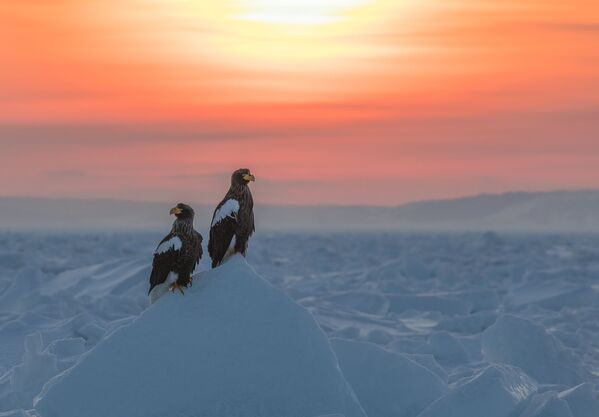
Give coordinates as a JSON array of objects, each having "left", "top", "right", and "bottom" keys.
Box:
[{"left": 1, "top": 0, "right": 598, "bottom": 205}]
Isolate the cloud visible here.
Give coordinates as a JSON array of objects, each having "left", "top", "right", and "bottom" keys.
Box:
[
  {"left": 44, "top": 169, "right": 88, "bottom": 178},
  {"left": 546, "top": 22, "right": 599, "bottom": 33}
]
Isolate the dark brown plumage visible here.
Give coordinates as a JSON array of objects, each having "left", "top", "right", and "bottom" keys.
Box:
[
  {"left": 148, "top": 203, "right": 202, "bottom": 296},
  {"left": 208, "top": 168, "right": 255, "bottom": 268}
]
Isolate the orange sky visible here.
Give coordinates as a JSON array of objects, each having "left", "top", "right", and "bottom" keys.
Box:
[{"left": 1, "top": 0, "right": 598, "bottom": 205}]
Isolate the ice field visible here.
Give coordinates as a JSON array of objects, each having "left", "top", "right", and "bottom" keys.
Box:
[{"left": 0, "top": 231, "right": 598, "bottom": 416}]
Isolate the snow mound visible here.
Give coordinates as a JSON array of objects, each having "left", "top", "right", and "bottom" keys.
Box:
[
  {"left": 331, "top": 338, "right": 447, "bottom": 417},
  {"left": 417, "top": 364, "right": 537, "bottom": 417},
  {"left": 34, "top": 255, "right": 365, "bottom": 417},
  {"left": 482, "top": 315, "right": 585, "bottom": 386}
]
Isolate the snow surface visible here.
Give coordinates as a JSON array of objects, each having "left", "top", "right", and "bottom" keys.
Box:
[
  {"left": 211, "top": 199, "right": 239, "bottom": 226},
  {"left": 482, "top": 314, "right": 586, "bottom": 386},
  {"left": 417, "top": 364, "right": 538, "bottom": 417},
  {"left": 331, "top": 338, "right": 447, "bottom": 417},
  {"left": 0, "top": 231, "right": 598, "bottom": 417},
  {"left": 35, "top": 255, "right": 365, "bottom": 417}
]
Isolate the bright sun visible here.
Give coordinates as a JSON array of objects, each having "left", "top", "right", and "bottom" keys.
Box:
[
  {"left": 178, "top": 0, "right": 397, "bottom": 67},
  {"left": 134, "top": 0, "right": 420, "bottom": 100},
  {"left": 235, "top": 0, "right": 371, "bottom": 25}
]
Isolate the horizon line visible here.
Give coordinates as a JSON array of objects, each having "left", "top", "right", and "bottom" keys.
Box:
[{"left": 2, "top": 187, "right": 598, "bottom": 209}]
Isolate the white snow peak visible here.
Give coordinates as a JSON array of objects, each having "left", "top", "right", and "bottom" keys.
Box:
[
  {"left": 211, "top": 199, "right": 239, "bottom": 226},
  {"left": 154, "top": 236, "right": 182, "bottom": 254},
  {"left": 34, "top": 255, "right": 365, "bottom": 417}
]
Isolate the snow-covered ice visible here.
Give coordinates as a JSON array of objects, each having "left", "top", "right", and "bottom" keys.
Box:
[
  {"left": 331, "top": 338, "right": 447, "bottom": 417},
  {"left": 35, "top": 255, "right": 364, "bottom": 417},
  {"left": 417, "top": 364, "right": 538, "bottom": 417},
  {"left": 482, "top": 314, "right": 586, "bottom": 386},
  {"left": 0, "top": 231, "right": 597, "bottom": 416}
]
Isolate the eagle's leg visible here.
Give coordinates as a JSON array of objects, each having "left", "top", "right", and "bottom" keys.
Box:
[{"left": 169, "top": 282, "right": 185, "bottom": 295}]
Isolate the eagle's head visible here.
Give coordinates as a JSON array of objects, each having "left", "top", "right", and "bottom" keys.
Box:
[
  {"left": 231, "top": 168, "right": 256, "bottom": 186},
  {"left": 169, "top": 203, "right": 195, "bottom": 220}
]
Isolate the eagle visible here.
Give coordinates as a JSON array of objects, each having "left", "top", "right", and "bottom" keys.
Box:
[
  {"left": 148, "top": 203, "right": 203, "bottom": 301},
  {"left": 208, "top": 168, "right": 255, "bottom": 268}
]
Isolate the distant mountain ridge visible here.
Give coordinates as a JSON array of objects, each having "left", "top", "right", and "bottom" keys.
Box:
[
  {"left": 395, "top": 190, "right": 599, "bottom": 231},
  {"left": 1, "top": 190, "right": 598, "bottom": 232}
]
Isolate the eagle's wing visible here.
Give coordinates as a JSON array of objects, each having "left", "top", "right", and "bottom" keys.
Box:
[
  {"left": 194, "top": 230, "right": 203, "bottom": 266},
  {"left": 208, "top": 199, "right": 239, "bottom": 268},
  {"left": 148, "top": 232, "right": 183, "bottom": 294},
  {"left": 234, "top": 193, "right": 254, "bottom": 253}
]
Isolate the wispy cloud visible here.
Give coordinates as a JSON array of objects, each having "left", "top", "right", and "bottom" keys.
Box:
[{"left": 546, "top": 22, "right": 599, "bottom": 33}]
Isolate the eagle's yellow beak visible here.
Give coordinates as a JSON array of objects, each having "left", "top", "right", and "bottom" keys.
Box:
[
  {"left": 170, "top": 207, "right": 183, "bottom": 215},
  {"left": 243, "top": 173, "right": 256, "bottom": 182}
]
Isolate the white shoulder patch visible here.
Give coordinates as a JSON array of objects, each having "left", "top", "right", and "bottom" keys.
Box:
[
  {"left": 155, "top": 236, "right": 182, "bottom": 254},
  {"left": 212, "top": 199, "right": 240, "bottom": 227}
]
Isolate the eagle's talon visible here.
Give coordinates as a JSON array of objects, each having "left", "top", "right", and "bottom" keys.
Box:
[{"left": 169, "top": 282, "right": 185, "bottom": 295}]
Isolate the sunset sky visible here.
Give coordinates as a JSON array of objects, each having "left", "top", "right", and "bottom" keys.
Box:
[{"left": 1, "top": 0, "right": 598, "bottom": 205}]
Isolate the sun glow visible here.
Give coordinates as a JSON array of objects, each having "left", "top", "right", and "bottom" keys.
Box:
[
  {"left": 64, "top": 0, "right": 436, "bottom": 104},
  {"left": 235, "top": 0, "right": 371, "bottom": 25},
  {"left": 174, "top": 0, "right": 404, "bottom": 73}
]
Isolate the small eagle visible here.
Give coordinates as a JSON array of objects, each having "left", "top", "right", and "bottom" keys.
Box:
[
  {"left": 208, "top": 168, "right": 255, "bottom": 268},
  {"left": 148, "top": 203, "right": 203, "bottom": 301}
]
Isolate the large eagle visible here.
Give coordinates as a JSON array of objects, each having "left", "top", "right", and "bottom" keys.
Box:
[
  {"left": 208, "top": 168, "right": 255, "bottom": 268},
  {"left": 148, "top": 203, "right": 202, "bottom": 301}
]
